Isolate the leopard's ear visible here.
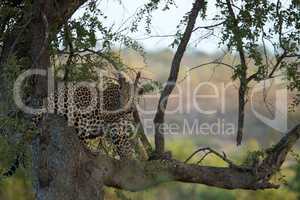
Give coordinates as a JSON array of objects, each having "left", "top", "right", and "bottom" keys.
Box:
[
  {"left": 117, "top": 72, "right": 133, "bottom": 108},
  {"left": 118, "top": 71, "right": 142, "bottom": 109},
  {"left": 118, "top": 72, "right": 130, "bottom": 106}
]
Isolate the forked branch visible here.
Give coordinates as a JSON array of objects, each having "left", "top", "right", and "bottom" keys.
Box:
[{"left": 184, "top": 147, "right": 239, "bottom": 169}]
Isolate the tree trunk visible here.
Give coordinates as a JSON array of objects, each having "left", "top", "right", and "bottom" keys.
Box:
[
  {"left": 26, "top": 2, "right": 107, "bottom": 199},
  {"left": 32, "top": 115, "right": 105, "bottom": 200}
]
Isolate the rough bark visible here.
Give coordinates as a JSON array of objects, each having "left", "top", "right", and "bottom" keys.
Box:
[{"left": 32, "top": 115, "right": 105, "bottom": 200}]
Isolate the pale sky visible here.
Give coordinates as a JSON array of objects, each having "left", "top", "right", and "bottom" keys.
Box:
[
  {"left": 74, "top": 0, "right": 291, "bottom": 53},
  {"left": 75, "top": 0, "right": 221, "bottom": 53}
]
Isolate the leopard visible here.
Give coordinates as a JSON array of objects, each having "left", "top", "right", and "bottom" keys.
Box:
[{"left": 27, "top": 77, "right": 135, "bottom": 158}]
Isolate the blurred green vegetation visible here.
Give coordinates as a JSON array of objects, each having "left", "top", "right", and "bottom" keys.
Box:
[{"left": 0, "top": 137, "right": 33, "bottom": 200}]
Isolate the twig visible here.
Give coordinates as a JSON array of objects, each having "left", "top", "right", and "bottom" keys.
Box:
[
  {"left": 196, "top": 151, "right": 210, "bottom": 164},
  {"left": 184, "top": 147, "right": 240, "bottom": 169},
  {"left": 8, "top": 18, "right": 32, "bottom": 57},
  {"left": 135, "top": 21, "right": 225, "bottom": 40},
  {"left": 178, "top": 61, "right": 234, "bottom": 83}
]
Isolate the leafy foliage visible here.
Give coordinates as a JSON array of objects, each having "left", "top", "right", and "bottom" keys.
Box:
[
  {"left": 50, "top": 0, "right": 147, "bottom": 82},
  {"left": 215, "top": 0, "right": 300, "bottom": 86},
  {"left": 171, "top": 1, "right": 207, "bottom": 48},
  {"left": 241, "top": 150, "right": 264, "bottom": 168},
  {"left": 140, "top": 80, "right": 163, "bottom": 93},
  {"left": 130, "top": 0, "right": 176, "bottom": 34}
]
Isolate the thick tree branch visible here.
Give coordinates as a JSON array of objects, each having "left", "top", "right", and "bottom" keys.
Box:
[
  {"left": 94, "top": 123, "right": 300, "bottom": 191},
  {"left": 153, "top": 0, "right": 205, "bottom": 155},
  {"left": 258, "top": 124, "right": 300, "bottom": 180},
  {"left": 103, "top": 158, "right": 278, "bottom": 191}
]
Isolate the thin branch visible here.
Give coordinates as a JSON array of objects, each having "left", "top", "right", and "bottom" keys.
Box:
[
  {"left": 135, "top": 21, "right": 225, "bottom": 40},
  {"left": 262, "top": 31, "right": 270, "bottom": 72},
  {"left": 193, "top": 20, "right": 225, "bottom": 32},
  {"left": 153, "top": 0, "right": 205, "bottom": 155},
  {"left": 178, "top": 61, "right": 234, "bottom": 83},
  {"left": 133, "top": 73, "right": 153, "bottom": 156},
  {"left": 8, "top": 18, "right": 32, "bottom": 57},
  {"left": 184, "top": 147, "right": 240, "bottom": 169},
  {"left": 225, "top": 0, "right": 248, "bottom": 146},
  {"left": 196, "top": 151, "right": 211, "bottom": 164},
  {"left": 247, "top": 50, "right": 287, "bottom": 82},
  {"left": 63, "top": 22, "right": 75, "bottom": 81},
  {"left": 268, "top": 51, "right": 286, "bottom": 78}
]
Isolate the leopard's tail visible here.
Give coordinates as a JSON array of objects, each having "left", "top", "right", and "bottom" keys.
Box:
[{"left": 1, "top": 154, "right": 20, "bottom": 180}]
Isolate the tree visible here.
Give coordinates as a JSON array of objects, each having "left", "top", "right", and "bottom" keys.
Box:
[{"left": 0, "top": 0, "right": 299, "bottom": 200}]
